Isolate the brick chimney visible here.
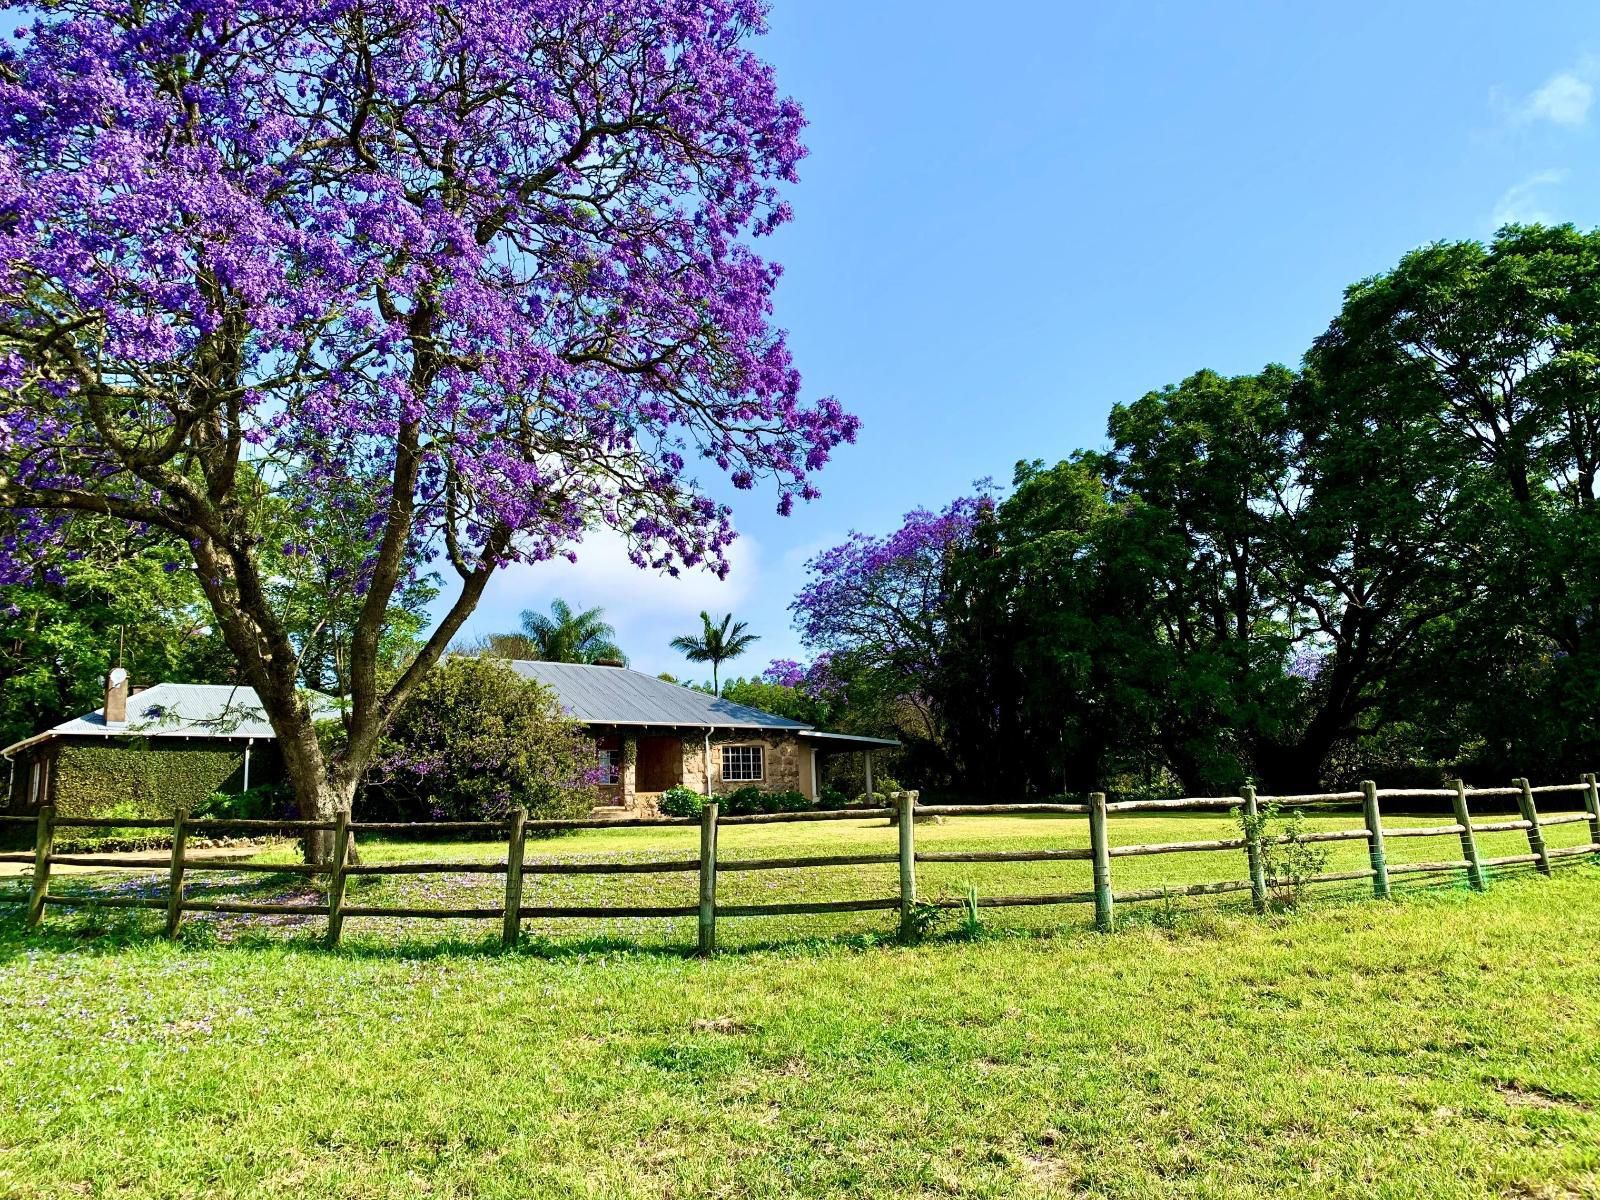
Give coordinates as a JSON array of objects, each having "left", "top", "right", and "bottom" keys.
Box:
[{"left": 104, "top": 666, "right": 128, "bottom": 725}]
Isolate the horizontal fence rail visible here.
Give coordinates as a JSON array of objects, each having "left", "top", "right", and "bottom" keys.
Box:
[{"left": 4, "top": 773, "right": 1599, "bottom": 952}]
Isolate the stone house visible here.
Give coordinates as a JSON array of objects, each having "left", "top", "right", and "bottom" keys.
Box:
[
  {"left": 508, "top": 661, "right": 899, "bottom": 814},
  {"left": 2, "top": 661, "right": 898, "bottom": 819}
]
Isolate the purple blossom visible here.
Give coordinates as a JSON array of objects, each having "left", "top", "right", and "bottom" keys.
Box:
[
  {"left": 1288, "top": 648, "right": 1326, "bottom": 682},
  {"left": 791, "top": 496, "right": 990, "bottom": 672},
  {"left": 0, "top": 0, "right": 858, "bottom": 591}
]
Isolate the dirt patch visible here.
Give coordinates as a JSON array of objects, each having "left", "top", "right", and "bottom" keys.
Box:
[
  {"left": 1020, "top": 1151, "right": 1076, "bottom": 1190},
  {"left": 1500, "top": 1178, "right": 1597, "bottom": 1199},
  {"left": 1495, "top": 1081, "right": 1592, "bottom": 1112},
  {"left": 689, "top": 1016, "right": 751, "bottom": 1035}
]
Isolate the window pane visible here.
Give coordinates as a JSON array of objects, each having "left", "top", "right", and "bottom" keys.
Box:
[{"left": 721, "top": 745, "right": 763, "bottom": 782}]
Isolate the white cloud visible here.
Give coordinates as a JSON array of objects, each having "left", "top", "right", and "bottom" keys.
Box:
[
  {"left": 1498, "top": 60, "right": 1598, "bottom": 128},
  {"left": 450, "top": 528, "right": 767, "bottom": 676},
  {"left": 1524, "top": 71, "right": 1593, "bottom": 126},
  {"left": 1491, "top": 169, "right": 1569, "bottom": 228},
  {"left": 476, "top": 527, "right": 759, "bottom": 626}
]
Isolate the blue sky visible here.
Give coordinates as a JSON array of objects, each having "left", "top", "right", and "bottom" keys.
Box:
[{"left": 452, "top": 0, "right": 1600, "bottom": 680}]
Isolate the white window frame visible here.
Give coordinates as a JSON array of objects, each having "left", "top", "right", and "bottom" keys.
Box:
[
  {"left": 596, "top": 748, "right": 622, "bottom": 785},
  {"left": 721, "top": 743, "right": 765, "bottom": 783}
]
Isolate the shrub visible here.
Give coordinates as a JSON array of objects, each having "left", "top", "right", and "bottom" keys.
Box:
[
  {"left": 768, "top": 789, "right": 808, "bottom": 812},
  {"left": 659, "top": 786, "right": 709, "bottom": 818},
  {"left": 192, "top": 782, "right": 290, "bottom": 822},
  {"left": 721, "top": 785, "right": 767, "bottom": 815},
  {"left": 369, "top": 656, "right": 597, "bottom": 822},
  {"left": 711, "top": 786, "right": 812, "bottom": 815},
  {"left": 51, "top": 744, "right": 248, "bottom": 821},
  {"left": 817, "top": 787, "right": 850, "bottom": 811},
  {"left": 1234, "top": 799, "right": 1331, "bottom": 909}
]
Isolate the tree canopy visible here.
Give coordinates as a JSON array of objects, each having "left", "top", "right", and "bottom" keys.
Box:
[
  {"left": 783, "top": 226, "right": 1600, "bottom": 798},
  {"left": 518, "top": 600, "right": 626, "bottom": 665},
  {"left": 0, "top": 0, "right": 851, "bottom": 854}
]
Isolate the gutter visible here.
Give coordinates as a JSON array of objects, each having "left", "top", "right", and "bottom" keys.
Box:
[{"left": 703, "top": 728, "right": 714, "bottom": 794}]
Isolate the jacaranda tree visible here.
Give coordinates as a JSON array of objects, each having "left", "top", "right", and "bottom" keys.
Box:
[
  {"left": 0, "top": 0, "right": 856, "bottom": 858},
  {"left": 789, "top": 497, "right": 989, "bottom": 772}
]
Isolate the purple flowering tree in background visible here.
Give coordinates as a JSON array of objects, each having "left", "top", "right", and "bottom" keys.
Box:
[
  {"left": 789, "top": 497, "right": 987, "bottom": 741},
  {"left": 0, "top": 0, "right": 855, "bottom": 858}
]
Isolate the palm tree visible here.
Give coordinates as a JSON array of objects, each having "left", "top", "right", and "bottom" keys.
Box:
[
  {"left": 670, "top": 611, "right": 760, "bottom": 695},
  {"left": 518, "top": 600, "right": 627, "bottom": 664}
]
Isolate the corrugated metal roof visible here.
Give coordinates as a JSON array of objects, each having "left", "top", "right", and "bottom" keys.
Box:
[
  {"left": 38, "top": 683, "right": 339, "bottom": 743},
  {"left": 507, "top": 661, "right": 812, "bottom": 730},
  {"left": 4, "top": 665, "right": 822, "bottom": 759}
]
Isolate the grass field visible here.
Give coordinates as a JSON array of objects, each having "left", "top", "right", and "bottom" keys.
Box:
[{"left": 1, "top": 810, "right": 1597, "bottom": 1198}]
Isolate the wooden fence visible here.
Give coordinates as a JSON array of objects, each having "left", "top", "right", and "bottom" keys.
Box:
[{"left": 3, "top": 775, "right": 1598, "bottom": 952}]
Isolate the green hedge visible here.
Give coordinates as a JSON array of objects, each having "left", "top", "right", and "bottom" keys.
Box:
[{"left": 52, "top": 744, "right": 248, "bottom": 820}]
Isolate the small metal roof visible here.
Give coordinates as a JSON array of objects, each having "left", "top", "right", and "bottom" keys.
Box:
[
  {"left": 2, "top": 683, "right": 341, "bottom": 756},
  {"left": 798, "top": 729, "right": 902, "bottom": 749},
  {"left": 507, "top": 661, "right": 813, "bottom": 731}
]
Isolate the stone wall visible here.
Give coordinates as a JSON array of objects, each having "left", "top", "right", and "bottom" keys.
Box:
[{"left": 679, "top": 731, "right": 812, "bottom": 799}]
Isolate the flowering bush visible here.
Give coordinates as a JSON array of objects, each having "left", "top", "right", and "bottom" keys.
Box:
[{"left": 368, "top": 657, "right": 598, "bottom": 822}]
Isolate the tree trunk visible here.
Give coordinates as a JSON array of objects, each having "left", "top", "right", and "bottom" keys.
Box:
[
  {"left": 1251, "top": 735, "right": 1334, "bottom": 797},
  {"left": 301, "top": 778, "right": 360, "bottom": 866},
  {"left": 271, "top": 703, "right": 359, "bottom": 865}
]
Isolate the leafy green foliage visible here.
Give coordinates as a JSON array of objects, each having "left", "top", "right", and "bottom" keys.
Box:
[
  {"left": 716, "top": 676, "right": 836, "bottom": 727},
  {"left": 844, "top": 226, "right": 1600, "bottom": 796},
  {"left": 718, "top": 786, "right": 808, "bottom": 815},
  {"left": 1235, "top": 800, "right": 1331, "bottom": 908},
  {"left": 513, "top": 600, "right": 626, "bottom": 664},
  {"left": 191, "top": 783, "right": 291, "bottom": 822},
  {"left": 670, "top": 611, "right": 760, "bottom": 694},
  {"left": 660, "top": 784, "right": 813, "bottom": 817},
  {"left": 369, "top": 656, "right": 597, "bottom": 821},
  {"left": 51, "top": 744, "right": 248, "bottom": 820},
  {"left": 658, "top": 785, "right": 709, "bottom": 818},
  {"left": 817, "top": 787, "right": 851, "bottom": 811},
  {"left": 0, "top": 541, "right": 234, "bottom": 747}
]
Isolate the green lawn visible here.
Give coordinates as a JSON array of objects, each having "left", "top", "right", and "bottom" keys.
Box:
[{"left": 0, "top": 811, "right": 1597, "bottom": 1198}]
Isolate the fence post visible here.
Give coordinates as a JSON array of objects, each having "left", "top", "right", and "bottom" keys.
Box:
[
  {"left": 502, "top": 806, "right": 527, "bottom": 950},
  {"left": 1361, "top": 781, "right": 1390, "bottom": 900},
  {"left": 1089, "top": 791, "right": 1114, "bottom": 932},
  {"left": 1449, "top": 779, "right": 1486, "bottom": 892},
  {"left": 1241, "top": 784, "right": 1268, "bottom": 914},
  {"left": 25, "top": 804, "right": 55, "bottom": 930},
  {"left": 697, "top": 802, "right": 719, "bottom": 957},
  {"left": 1514, "top": 777, "right": 1551, "bottom": 876},
  {"left": 325, "top": 810, "right": 351, "bottom": 948},
  {"left": 897, "top": 790, "right": 918, "bottom": 940},
  {"left": 1584, "top": 773, "right": 1600, "bottom": 857},
  {"left": 165, "top": 812, "right": 188, "bottom": 939}
]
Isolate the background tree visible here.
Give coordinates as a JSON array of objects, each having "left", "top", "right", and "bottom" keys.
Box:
[
  {"left": 519, "top": 600, "right": 626, "bottom": 665},
  {"left": 456, "top": 632, "right": 544, "bottom": 661},
  {"left": 0, "top": 0, "right": 854, "bottom": 858},
  {"left": 671, "top": 611, "right": 760, "bottom": 694},
  {"left": 717, "top": 667, "right": 837, "bottom": 728},
  {"left": 1308, "top": 225, "right": 1600, "bottom": 779},
  {"left": 0, "top": 535, "right": 235, "bottom": 747},
  {"left": 789, "top": 498, "right": 989, "bottom": 780},
  {"left": 787, "top": 225, "right": 1600, "bottom": 797}
]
